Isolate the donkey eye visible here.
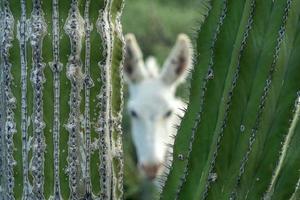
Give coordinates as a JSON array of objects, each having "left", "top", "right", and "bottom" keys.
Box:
[
  {"left": 164, "top": 110, "right": 173, "bottom": 118},
  {"left": 130, "top": 110, "right": 138, "bottom": 118}
]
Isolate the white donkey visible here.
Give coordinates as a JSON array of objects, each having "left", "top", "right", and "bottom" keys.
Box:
[{"left": 124, "top": 33, "right": 193, "bottom": 180}]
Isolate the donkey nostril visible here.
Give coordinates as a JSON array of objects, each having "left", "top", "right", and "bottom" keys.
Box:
[{"left": 141, "top": 163, "right": 162, "bottom": 180}]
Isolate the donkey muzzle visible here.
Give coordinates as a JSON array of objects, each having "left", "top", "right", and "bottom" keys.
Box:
[{"left": 140, "top": 163, "right": 162, "bottom": 180}]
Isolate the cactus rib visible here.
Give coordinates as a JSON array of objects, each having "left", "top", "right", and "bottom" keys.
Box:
[
  {"left": 96, "top": 0, "right": 113, "bottom": 198},
  {"left": 18, "top": 0, "right": 33, "bottom": 198},
  {"left": 264, "top": 96, "right": 300, "bottom": 199},
  {"left": 230, "top": 0, "right": 293, "bottom": 198},
  {"left": 29, "top": 0, "right": 48, "bottom": 198},
  {"left": 177, "top": 0, "right": 229, "bottom": 198},
  {"left": 0, "top": 1, "right": 16, "bottom": 199},
  {"left": 83, "top": 0, "right": 94, "bottom": 197},
  {"left": 49, "top": 0, "right": 63, "bottom": 199},
  {"left": 96, "top": 0, "right": 125, "bottom": 199},
  {"left": 64, "top": 0, "right": 85, "bottom": 199},
  {"left": 201, "top": 0, "right": 256, "bottom": 198}
]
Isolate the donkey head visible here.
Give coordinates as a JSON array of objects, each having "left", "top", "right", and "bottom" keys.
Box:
[{"left": 124, "top": 33, "right": 193, "bottom": 180}]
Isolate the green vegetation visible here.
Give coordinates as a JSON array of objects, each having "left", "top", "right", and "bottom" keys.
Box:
[
  {"left": 162, "top": 0, "right": 300, "bottom": 199},
  {"left": 122, "top": 0, "right": 202, "bottom": 63},
  {"left": 1, "top": 0, "right": 299, "bottom": 199},
  {"left": 0, "top": 0, "right": 123, "bottom": 199}
]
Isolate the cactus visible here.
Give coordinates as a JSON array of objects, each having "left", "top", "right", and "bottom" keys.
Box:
[
  {"left": 1, "top": 0, "right": 300, "bottom": 199},
  {"left": 161, "top": 0, "right": 300, "bottom": 199},
  {"left": 0, "top": 0, "right": 124, "bottom": 199}
]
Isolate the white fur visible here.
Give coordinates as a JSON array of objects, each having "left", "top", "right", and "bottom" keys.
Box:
[{"left": 124, "top": 33, "right": 193, "bottom": 179}]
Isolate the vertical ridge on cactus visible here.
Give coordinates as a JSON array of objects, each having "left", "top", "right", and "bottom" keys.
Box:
[
  {"left": 18, "top": 0, "right": 32, "bottom": 198},
  {"left": 110, "top": 1, "right": 125, "bottom": 199},
  {"left": 83, "top": 0, "right": 94, "bottom": 197},
  {"left": 29, "top": 0, "right": 47, "bottom": 199},
  {"left": 49, "top": 0, "right": 63, "bottom": 199},
  {"left": 96, "top": 0, "right": 124, "bottom": 199},
  {"left": 64, "top": 1, "right": 85, "bottom": 199},
  {"left": 96, "top": 1, "right": 113, "bottom": 199},
  {"left": 0, "top": 1, "right": 16, "bottom": 199}
]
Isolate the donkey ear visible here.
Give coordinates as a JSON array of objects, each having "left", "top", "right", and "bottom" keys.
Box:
[
  {"left": 124, "top": 33, "right": 148, "bottom": 84},
  {"left": 160, "top": 34, "right": 193, "bottom": 86},
  {"left": 145, "top": 56, "right": 160, "bottom": 78}
]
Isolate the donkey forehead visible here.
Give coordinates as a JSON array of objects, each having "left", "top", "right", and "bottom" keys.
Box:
[{"left": 128, "top": 79, "right": 176, "bottom": 110}]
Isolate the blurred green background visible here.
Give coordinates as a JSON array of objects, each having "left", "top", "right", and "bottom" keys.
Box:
[{"left": 121, "top": 0, "right": 202, "bottom": 199}]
